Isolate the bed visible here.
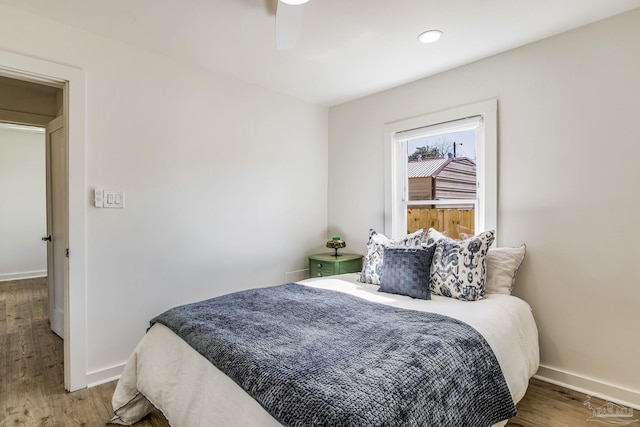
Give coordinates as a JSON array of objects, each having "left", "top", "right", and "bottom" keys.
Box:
[{"left": 109, "top": 272, "right": 539, "bottom": 427}]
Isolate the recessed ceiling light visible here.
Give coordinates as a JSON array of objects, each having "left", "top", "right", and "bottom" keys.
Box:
[
  {"left": 280, "top": 0, "right": 310, "bottom": 4},
  {"left": 418, "top": 30, "right": 443, "bottom": 44}
]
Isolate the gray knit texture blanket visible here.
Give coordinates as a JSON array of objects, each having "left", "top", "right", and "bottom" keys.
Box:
[{"left": 150, "top": 283, "right": 516, "bottom": 427}]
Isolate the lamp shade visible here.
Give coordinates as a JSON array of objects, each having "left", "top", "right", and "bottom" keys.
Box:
[{"left": 326, "top": 236, "right": 346, "bottom": 256}]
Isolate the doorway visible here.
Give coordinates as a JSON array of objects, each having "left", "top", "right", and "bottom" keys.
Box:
[
  {"left": 0, "top": 123, "right": 47, "bottom": 283},
  {"left": 0, "top": 77, "right": 64, "bottom": 340},
  {"left": 0, "top": 80, "right": 66, "bottom": 397},
  {"left": 0, "top": 49, "right": 87, "bottom": 391}
]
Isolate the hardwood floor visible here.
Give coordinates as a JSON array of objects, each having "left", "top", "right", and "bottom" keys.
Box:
[
  {"left": 1, "top": 278, "right": 625, "bottom": 426},
  {"left": 0, "top": 278, "right": 166, "bottom": 426},
  {"left": 506, "top": 378, "right": 618, "bottom": 427}
]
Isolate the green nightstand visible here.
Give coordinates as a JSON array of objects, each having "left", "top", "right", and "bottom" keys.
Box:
[{"left": 308, "top": 253, "right": 363, "bottom": 278}]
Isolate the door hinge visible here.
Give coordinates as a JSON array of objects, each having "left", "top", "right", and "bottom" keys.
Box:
[{"left": 66, "top": 248, "right": 70, "bottom": 257}]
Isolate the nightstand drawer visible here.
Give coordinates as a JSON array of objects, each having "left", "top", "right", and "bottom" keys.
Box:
[
  {"left": 310, "top": 268, "right": 335, "bottom": 278},
  {"left": 309, "top": 262, "right": 335, "bottom": 277},
  {"left": 308, "top": 253, "right": 363, "bottom": 278}
]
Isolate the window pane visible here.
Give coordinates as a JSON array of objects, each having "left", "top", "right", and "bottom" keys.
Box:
[
  {"left": 406, "top": 128, "right": 477, "bottom": 238},
  {"left": 406, "top": 207, "right": 475, "bottom": 239},
  {"left": 407, "top": 129, "right": 477, "bottom": 201}
]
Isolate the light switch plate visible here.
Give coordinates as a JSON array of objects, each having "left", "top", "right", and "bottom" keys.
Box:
[{"left": 103, "top": 190, "right": 125, "bottom": 208}]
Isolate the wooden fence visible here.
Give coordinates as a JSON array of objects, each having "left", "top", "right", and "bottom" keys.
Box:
[{"left": 407, "top": 208, "right": 475, "bottom": 240}]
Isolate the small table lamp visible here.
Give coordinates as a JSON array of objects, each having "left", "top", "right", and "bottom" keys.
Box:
[{"left": 326, "top": 236, "right": 346, "bottom": 257}]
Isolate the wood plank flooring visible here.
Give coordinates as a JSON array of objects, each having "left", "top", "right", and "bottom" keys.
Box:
[
  {"left": 0, "top": 278, "right": 166, "bottom": 426},
  {"left": 1, "top": 278, "right": 625, "bottom": 426}
]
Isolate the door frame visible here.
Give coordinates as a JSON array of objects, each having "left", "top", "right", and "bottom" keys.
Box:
[{"left": 0, "top": 49, "right": 87, "bottom": 391}]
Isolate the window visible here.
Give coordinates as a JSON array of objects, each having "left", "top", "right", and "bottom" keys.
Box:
[{"left": 384, "top": 99, "right": 497, "bottom": 240}]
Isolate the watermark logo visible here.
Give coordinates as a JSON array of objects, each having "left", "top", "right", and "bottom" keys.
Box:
[{"left": 584, "top": 396, "right": 638, "bottom": 425}]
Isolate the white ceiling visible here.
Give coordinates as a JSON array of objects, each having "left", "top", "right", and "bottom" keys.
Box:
[{"left": 2, "top": 0, "right": 639, "bottom": 106}]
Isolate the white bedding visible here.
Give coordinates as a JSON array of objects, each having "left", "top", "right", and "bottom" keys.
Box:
[{"left": 111, "top": 274, "right": 539, "bottom": 426}]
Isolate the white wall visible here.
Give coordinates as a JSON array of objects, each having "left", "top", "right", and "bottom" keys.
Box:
[
  {"left": 0, "top": 126, "right": 47, "bottom": 280},
  {"left": 0, "top": 4, "right": 328, "bottom": 380},
  {"left": 329, "top": 9, "right": 640, "bottom": 406}
]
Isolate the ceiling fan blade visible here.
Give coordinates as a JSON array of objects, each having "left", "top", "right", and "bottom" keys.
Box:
[{"left": 276, "top": 1, "right": 304, "bottom": 50}]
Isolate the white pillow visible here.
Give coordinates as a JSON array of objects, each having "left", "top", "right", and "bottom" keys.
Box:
[
  {"left": 485, "top": 245, "right": 526, "bottom": 295},
  {"left": 359, "top": 228, "right": 425, "bottom": 285}
]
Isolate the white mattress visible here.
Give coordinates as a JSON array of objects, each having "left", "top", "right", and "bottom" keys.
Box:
[{"left": 111, "top": 274, "right": 540, "bottom": 426}]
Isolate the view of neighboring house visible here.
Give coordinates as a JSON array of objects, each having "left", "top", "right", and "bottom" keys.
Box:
[
  {"left": 407, "top": 157, "right": 476, "bottom": 204},
  {"left": 406, "top": 156, "right": 477, "bottom": 237}
]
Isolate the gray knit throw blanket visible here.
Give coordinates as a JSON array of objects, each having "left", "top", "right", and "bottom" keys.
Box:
[{"left": 151, "top": 283, "right": 516, "bottom": 426}]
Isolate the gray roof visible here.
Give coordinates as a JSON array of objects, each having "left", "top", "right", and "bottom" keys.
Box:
[
  {"left": 407, "top": 158, "right": 449, "bottom": 178},
  {"left": 407, "top": 157, "right": 475, "bottom": 178}
]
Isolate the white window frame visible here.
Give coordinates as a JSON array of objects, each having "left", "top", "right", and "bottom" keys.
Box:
[{"left": 383, "top": 99, "right": 497, "bottom": 239}]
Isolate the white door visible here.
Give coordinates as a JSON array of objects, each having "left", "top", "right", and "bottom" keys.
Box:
[{"left": 45, "top": 115, "right": 67, "bottom": 339}]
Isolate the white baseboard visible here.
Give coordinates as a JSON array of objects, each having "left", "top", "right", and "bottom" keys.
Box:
[
  {"left": 0, "top": 270, "right": 47, "bottom": 282},
  {"left": 535, "top": 364, "right": 640, "bottom": 410},
  {"left": 86, "top": 363, "right": 126, "bottom": 388}
]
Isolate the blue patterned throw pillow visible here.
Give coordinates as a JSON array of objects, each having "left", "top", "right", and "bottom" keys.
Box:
[
  {"left": 359, "top": 228, "right": 425, "bottom": 285},
  {"left": 427, "top": 228, "right": 495, "bottom": 301},
  {"left": 379, "top": 244, "right": 435, "bottom": 300}
]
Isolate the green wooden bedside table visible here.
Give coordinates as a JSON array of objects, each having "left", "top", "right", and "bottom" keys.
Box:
[{"left": 308, "top": 253, "right": 363, "bottom": 278}]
